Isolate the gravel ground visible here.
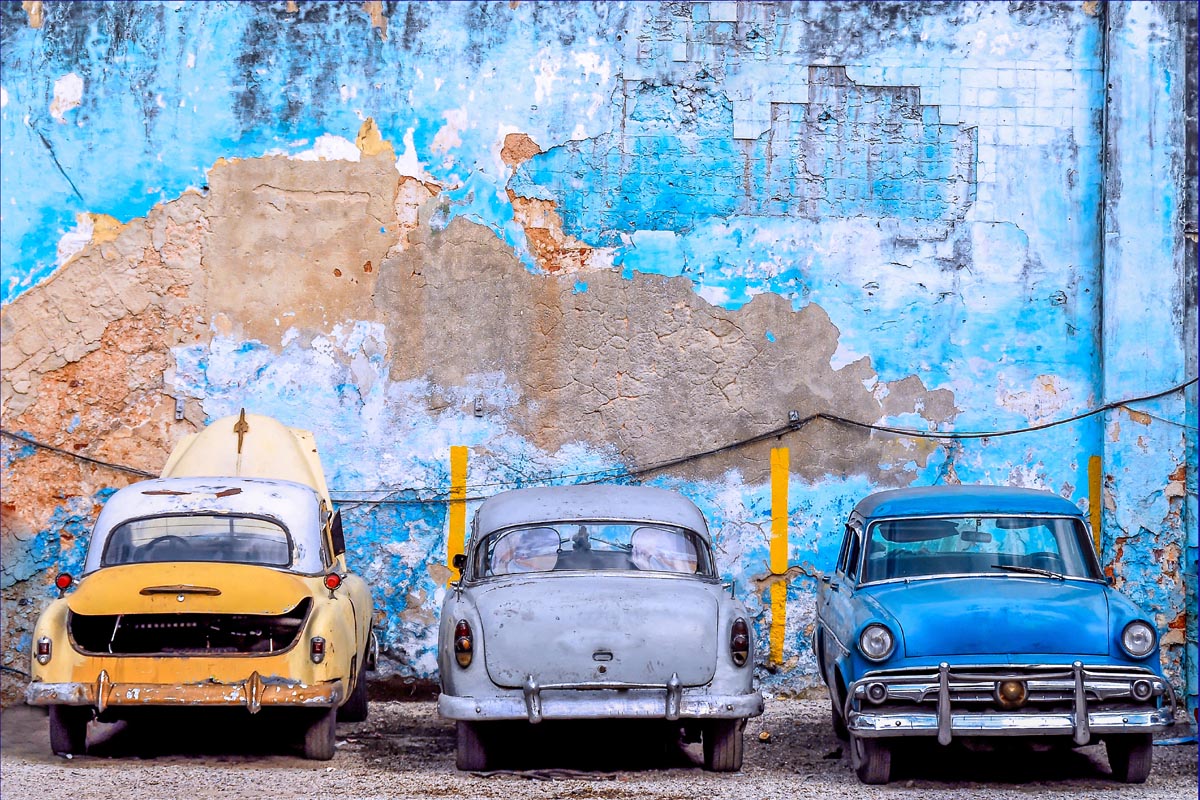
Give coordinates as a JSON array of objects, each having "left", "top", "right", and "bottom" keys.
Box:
[{"left": 1, "top": 697, "right": 1195, "bottom": 800}]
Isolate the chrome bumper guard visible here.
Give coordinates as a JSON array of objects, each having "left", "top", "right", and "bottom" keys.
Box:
[
  {"left": 438, "top": 674, "right": 763, "bottom": 723},
  {"left": 847, "top": 662, "right": 1176, "bottom": 745}
]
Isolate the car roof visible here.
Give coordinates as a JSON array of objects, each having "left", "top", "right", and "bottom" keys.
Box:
[
  {"left": 472, "top": 485, "right": 710, "bottom": 541},
  {"left": 83, "top": 476, "right": 326, "bottom": 574},
  {"left": 854, "top": 485, "right": 1084, "bottom": 520}
]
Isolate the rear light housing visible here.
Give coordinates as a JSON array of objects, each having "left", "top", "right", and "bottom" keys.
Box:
[
  {"left": 730, "top": 617, "right": 750, "bottom": 666},
  {"left": 55, "top": 573, "right": 73, "bottom": 597},
  {"left": 36, "top": 636, "right": 52, "bottom": 665},
  {"left": 310, "top": 636, "right": 326, "bottom": 664},
  {"left": 454, "top": 620, "right": 473, "bottom": 668}
]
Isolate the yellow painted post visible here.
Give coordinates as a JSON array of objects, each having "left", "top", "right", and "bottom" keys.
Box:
[
  {"left": 1088, "top": 455, "right": 1102, "bottom": 556},
  {"left": 447, "top": 446, "right": 468, "bottom": 583},
  {"left": 769, "top": 447, "right": 790, "bottom": 668}
]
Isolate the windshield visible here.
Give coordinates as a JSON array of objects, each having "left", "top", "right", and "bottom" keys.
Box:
[
  {"left": 861, "top": 516, "right": 1101, "bottom": 583},
  {"left": 475, "top": 522, "right": 713, "bottom": 578},
  {"left": 101, "top": 514, "right": 292, "bottom": 567}
]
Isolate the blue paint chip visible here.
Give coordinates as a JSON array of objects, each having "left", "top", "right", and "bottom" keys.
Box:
[
  {"left": 573, "top": 281, "right": 588, "bottom": 294},
  {"left": 765, "top": 331, "right": 776, "bottom": 343}
]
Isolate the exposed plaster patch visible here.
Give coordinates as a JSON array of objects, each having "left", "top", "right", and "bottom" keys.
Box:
[
  {"left": 500, "top": 132, "right": 542, "bottom": 168},
  {"left": 21, "top": 1, "right": 42, "bottom": 28},
  {"left": 50, "top": 73, "right": 83, "bottom": 123},
  {"left": 431, "top": 108, "right": 468, "bottom": 155},
  {"left": 395, "top": 128, "right": 435, "bottom": 182},
  {"left": 374, "top": 213, "right": 954, "bottom": 485},
  {"left": 362, "top": 1, "right": 389, "bottom": 42},
  {"left": 56, "top": 213, "right": 94, "bottom": 266},
  {"left": 293, "top": 134, "right": 361, "bottom": 162},
  {"left": 996, "top": 373, "right": 1076, "bottom": 425},
  {"left": 355, "top": 117, "right": 393, "bottom": 158},
  {"left": 508, "top": 193, "right": 611, "bottom": 274}
]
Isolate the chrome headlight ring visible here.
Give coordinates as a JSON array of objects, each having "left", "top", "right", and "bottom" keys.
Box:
[
  {"left": 1120, "top": 620, "right": 1156, "bottom": 658},
  {"left": 859, "top": 623, "right": 895, "bottom": 662}
]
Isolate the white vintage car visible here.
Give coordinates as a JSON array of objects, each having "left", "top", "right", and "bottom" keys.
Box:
[{"left": 437, "top": 485, "right": 763, "bottom": 771}]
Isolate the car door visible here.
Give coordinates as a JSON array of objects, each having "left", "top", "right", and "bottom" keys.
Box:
[{"left": 818, "top": 516, "right": 864, "bottom": 693}]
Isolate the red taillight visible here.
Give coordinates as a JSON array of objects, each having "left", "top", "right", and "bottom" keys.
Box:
[
  {"left": 310, "top": 636, "right": 326, "bottom": 663},
  {"left": 36, "top": 636, "right": 52, "bottom": 665},
  {"left": 324, "top": 573, "right": 342, "bottom": 592},
  {"left": 454, "top": 620, "right": 473, "bottom": 668},
  {"left": 54, "top": 573, "right": 73, "bottom": 594},
  {"left": 730, "top": 617, "right": 750, "bottom": 667}
]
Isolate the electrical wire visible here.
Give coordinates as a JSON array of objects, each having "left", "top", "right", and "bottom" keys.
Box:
[{"left": 3, "top": 377, "right": 1195, "bottom": 508}]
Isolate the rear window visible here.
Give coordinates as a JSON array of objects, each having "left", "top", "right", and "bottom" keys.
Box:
[
  {"left": 475, "top": 522, "right": 714, "bottom": 578},
  {"left": 101, "top": 514, "right": 292, "bottom": 567}
]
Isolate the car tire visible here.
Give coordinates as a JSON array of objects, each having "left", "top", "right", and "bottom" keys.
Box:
[
  {"left": 849, "top": 733, "right": 891, "bottom": 784},
  {"left": 303, "top": 706, "right": 338, "bottom": 761},
  {"left": 830, "top": 691, "right": 849, "bottom": 741},
  {"left": 48, "top": 705, "right": 90, "bottom": 756},
  {"left": 702, "top": 718, "right": 744, "bottom": 772},
  {"left": 1106, "top": 733, "right": 1153, "bottom": 783},
  {"left": 338, "top": 667, "right": 369, "bottom": 723},
  {"left": 455, "top": 721, "right": 491, "bottom": 771}
]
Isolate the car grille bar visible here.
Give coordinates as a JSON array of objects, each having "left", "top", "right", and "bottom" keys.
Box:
[{"left": 849, "top": 662, "right": 1175, "bottom": 744}]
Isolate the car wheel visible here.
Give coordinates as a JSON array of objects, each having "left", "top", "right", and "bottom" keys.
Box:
[
  {"left": 702, "top": 718, "right": 744, "bottom": 772},
  {"left": 48, "top": 705, "right": 91, "bottom": 756},
  {"left": 303, "top": 706, "right": 338, "bottom": 761},
  {"left": 1106, "top": 733, "right": 1153, "bottom": 783},
  {"left": 849, "top": 733, "right": 891, "bottom": 784},
  {"left": 455, "top": 721, "right": 492, "bottom": 771},
  {"left": 338, "top": 668, "right": 369, "bottom": 723},
  {"left": 830, "top": 690, "right": 849, "bottom": 741}
]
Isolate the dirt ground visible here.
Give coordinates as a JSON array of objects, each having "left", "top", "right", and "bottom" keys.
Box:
[{"left": 1, "top": 697, "right": 1195, "bottom": 800}]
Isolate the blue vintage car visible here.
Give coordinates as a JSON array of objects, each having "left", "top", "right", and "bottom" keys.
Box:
[{"left": 814, "top": 485, "right": 1175, "bottom": 785}]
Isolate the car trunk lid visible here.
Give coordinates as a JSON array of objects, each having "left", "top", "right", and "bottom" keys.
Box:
[
  {"left": 68, "top": 562, "right": 313, "bottom": 616},
  {"left": 475, "top": 574, "right": 720, "bottom": 688}
]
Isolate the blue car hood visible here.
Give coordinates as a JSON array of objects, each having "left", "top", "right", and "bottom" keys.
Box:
[{"left": 864, "top": 577, "right": 1110, "bottom": 658}]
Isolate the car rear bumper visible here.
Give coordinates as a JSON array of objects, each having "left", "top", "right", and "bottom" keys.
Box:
[
  {"left": 439, "top": 676, "right": 763, "bottom": 723},
  {"left": 25, "top": 670, "right": 343, "bottom": 713},
  {"left": 846, "top": 662, "right": 1175, "bottom": 744}
]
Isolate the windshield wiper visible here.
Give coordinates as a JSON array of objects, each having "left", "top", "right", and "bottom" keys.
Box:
[{"left": 991, "top": 564, "right": 1065, "bottom": 581}]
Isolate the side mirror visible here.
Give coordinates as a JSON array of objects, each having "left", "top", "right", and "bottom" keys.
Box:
[
  {"left": 452, "top": 553, "right": 467, "bottom": 572},
  {"left": 330, "top": 511, "right": 346, "bottom": 557}
]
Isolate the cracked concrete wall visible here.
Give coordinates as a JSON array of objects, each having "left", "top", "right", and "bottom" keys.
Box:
[{"left": 1, "top": 2, "right": 1194, "bottom": 706}]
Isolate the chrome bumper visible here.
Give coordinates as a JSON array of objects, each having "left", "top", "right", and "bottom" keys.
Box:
[
  {"left": 847, "top": 662, "right": 1175, "bottom": 744},
  {"left": 439, "top": 674, "right": 763, "bottom": 723},
  {"left": 26, "top": 670, "right": 343, "bottom": 713}
]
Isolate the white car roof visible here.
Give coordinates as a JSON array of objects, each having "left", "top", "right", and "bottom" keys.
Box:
[
  {"left": 83, "top": 476, "right": 327, "bottom": 574},
  {"left": 472, "top": 485, "right": 710, "bottom": 543}
]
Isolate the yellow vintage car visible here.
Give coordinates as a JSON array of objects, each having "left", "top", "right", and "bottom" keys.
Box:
[{"left": 26, "top": 412, "right": 376, "bottom": 760}]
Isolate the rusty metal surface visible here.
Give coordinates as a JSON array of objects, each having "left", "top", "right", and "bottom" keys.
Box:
[{"left": 25, "top": 671, "right": 341, "bottom": 713}]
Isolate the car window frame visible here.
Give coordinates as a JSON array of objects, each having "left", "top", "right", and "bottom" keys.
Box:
[
  {"left": 465, "top": 520, "right": 719, "bottom": 583},
  {"left": 856, "top": 512, "right": 1107, "bottom": 586},
  {"left": 98, "top": 511, "right": 297, "bottom": 570}
]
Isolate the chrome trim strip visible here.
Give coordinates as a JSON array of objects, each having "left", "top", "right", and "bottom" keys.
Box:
[{"left": 848, "top": 707, "right": 1174, "bottom": 738}]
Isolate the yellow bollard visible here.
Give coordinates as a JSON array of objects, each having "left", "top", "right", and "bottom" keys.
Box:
[
  {"left": 447, "top": 446, "right": 468, "bottom": 583},
  {"left": 769, "top": 447, "right": 790, "bottom": 667}
]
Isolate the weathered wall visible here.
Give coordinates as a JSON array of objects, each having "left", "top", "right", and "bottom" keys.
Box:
[{"left": 1, "top": 1, "right": 1195, "bottom": 709}]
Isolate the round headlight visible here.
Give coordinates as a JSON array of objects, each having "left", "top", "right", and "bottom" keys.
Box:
[
  {"left": 859, "top": 623, "right": 895, "bottom": 662},
  {"left": 1121, "top": 621, "right": 1156, "bottom": 658}
]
